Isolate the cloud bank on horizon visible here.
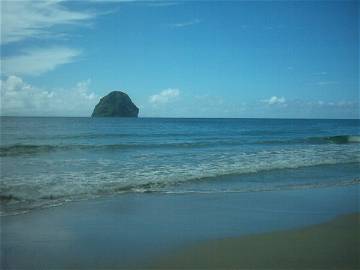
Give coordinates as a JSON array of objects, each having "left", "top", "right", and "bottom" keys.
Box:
[
  {"left": 1, "top": 75, "right": 97, "bottom": 116},
  {"left": 0, "top": 0, "right": 358, "bottom": 118}
]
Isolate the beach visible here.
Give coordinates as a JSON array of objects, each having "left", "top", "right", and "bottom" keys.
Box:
[
  {"left": 1, "top": 117, "right": 359, "bottom": 269},
  {"left": 1, "top": 184, "right": 359, "bottom": 269},
  {"left": 152, "top": 213, "right": 360, "bottom": 269}
]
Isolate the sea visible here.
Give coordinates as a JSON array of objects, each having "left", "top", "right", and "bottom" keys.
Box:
[{"left": 0, "top": 117, "right": 359, "bottom": 215}]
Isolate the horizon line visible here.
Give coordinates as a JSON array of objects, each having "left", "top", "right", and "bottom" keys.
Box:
[{"left": 0, "top": 116, "right": 359, "bottom": 120}]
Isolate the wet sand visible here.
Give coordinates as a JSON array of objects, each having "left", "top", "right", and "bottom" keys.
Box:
[
  {"left": 152, "top": 213, "right": 360, "bottom": 269},
  {"left": 1, "top": 185, "right": 359, "bottom": 269}
]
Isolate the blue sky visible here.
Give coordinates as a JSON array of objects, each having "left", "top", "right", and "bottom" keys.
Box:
[{"left": 0, "top": 0, "right": 358, "bottom": 118}]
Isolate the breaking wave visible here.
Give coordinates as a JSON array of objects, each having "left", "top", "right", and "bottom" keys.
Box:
[
  {"left": 1, "top": 135, "right": 359, "bottom": 157},
  {"left": 318, "top": 135, "right": 360, "bottom": 144},
  {"left": 2, "top": 175, "right": 360, "bottom": 216}
]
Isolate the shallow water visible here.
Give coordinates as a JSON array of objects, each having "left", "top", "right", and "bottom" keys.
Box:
[
  {"left": 1, "top": 185, "right": 359, "bottom": 269},
  {"left": 1, "top": 117, "right": 359, "bottom": 214}
]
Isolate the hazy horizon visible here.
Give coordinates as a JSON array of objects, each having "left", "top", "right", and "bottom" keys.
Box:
[{"left": 1, "top": 115, "right": 359, "bottom": 121}]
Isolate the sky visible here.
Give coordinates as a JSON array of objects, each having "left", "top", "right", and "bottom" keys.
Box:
[{"left": 0, "top": 0, "right": 358, "bottom": 118}]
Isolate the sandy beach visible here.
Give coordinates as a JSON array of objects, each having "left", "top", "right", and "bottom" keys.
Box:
[
  {"left": 152, "top": 213, "right": 360, "bottom": 269},
  {"left": 1, "top": 184, "right": 359, "bottom": 269}
]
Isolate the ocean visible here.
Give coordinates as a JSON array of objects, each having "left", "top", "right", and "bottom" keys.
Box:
[{"left": 0, "top": 117, "right": 359, "bottom": 215}]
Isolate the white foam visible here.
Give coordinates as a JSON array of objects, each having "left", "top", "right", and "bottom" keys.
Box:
[
  {"left": 1, "top": 144, "right": 359, "bottom": 215},
  {"left": 348, "top": 136, "right": 360, "bottom": 143}
]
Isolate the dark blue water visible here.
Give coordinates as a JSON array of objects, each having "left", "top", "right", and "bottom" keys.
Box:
[{"left": 1, "top": 117, "right": 359, "bottom": 215}]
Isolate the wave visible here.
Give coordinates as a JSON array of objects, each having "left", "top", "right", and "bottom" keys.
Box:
[
  {"left": 2, "top": 177, "right": 360, "bottom": 216},
  {"left": 320, "top": 135, "right": 360, "bottom": 144},
  {"left": 15, "top": 129, "right": 303, "bottom": 141},
  {"left": 94, "top": 176, "right": 360, "bottom": 195},
  {"left": 16, "top": 132, "right": 201, "bottom": 140},
  {"left": 2, "top": 160, "right": 359, "bottom": 199},
  {"left": 1, "top": 135, "right": 359, "bottom": 156},
  {"left": 258, "top": 135, "right": 360, "bottom": 145},
  {"left": 0, "top": 142, "right": 218, "bottom": 156},
  {"left": 0, "top": 144, "right": 58, "bottom": 156}
]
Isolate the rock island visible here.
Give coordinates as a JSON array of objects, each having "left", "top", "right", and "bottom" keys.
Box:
[{"left": 92, "top": 91, "right": 139, "bottom": 117}]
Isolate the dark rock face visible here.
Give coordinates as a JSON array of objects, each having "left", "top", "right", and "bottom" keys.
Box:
[{"left": 92, "top": 91, "right": 139, "bottom": 117}]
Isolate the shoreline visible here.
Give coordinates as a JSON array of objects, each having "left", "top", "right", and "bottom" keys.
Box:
[
  {"left": 151, "top": 213, "right": 360, "bottom": 269},
  {"left": 2, "top": 161, "right": 359, "bottom": 218},
  {"left": 1, "top": 184, "right": 359, "bottom": 269}
]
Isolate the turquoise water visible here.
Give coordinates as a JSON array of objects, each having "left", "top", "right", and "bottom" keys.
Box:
[{"left": 0, "top": 117, "right": 359, "bottom": 214}]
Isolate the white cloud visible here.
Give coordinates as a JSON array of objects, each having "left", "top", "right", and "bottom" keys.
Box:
[
  {"left": 74, "top": 79, "right": 96, "bottom": 100},
  {"left": 315, "top": 81, "right": 339, "bottom": 86},
  {"left": 260, "top": 98, "right": 358, "bottom": 118},
  {"left": 0, "top": 75, "right": 98, "bottom": 116},
  {"left": 1, "top": 0, "right": 95, "bottom": 44},
  {"left": 262, "top": 96, "right": 286, "bottom": 105},
  {"left": 1, "top": 47, "right": 81, "bottom": 76},
  {"left": 307, "top": 100, "right": 357, "bottom": 108},
  {"left": 145, "top": 2, "right": 179, "bottom": 7},
  {"left": 89, "top": 0, "right": 180, "bottom": 6},
  {"left": 171, "top": 19, "right": 201, "bottom": 28},
  {"left": 149, "top": 88, "right": 180, "bottom": 105},
  {"left": 137, "top": 91, "right": 359, "bottom": 118},
  {"left": 313, "top": 71, "right": 328, "bottom": 75},
  {"left": 89, "top": 0, "right": 135, "bottom": 2},
  {"left": 0, "top": 1, "right": 96, "bottom": 76}
]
